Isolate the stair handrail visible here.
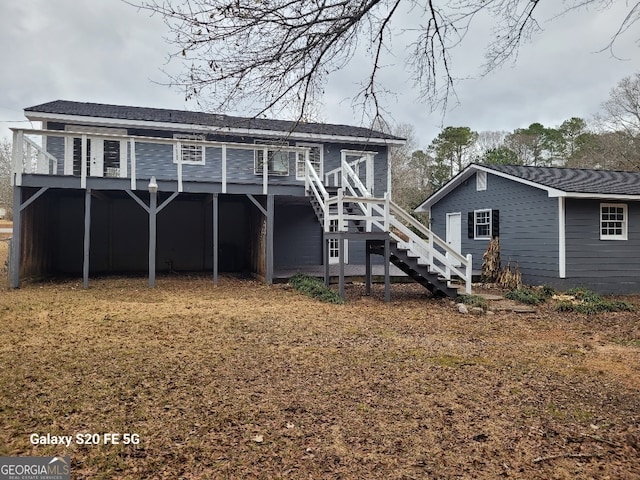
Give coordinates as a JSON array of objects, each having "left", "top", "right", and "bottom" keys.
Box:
[
  {"left": 305, "top": 155, "right": 330, "bottom": 230},
  {"left": 340, "top": 159, "right": 375, "bottom": 229},
  {"left": 370, "top": 200, "right": 472, "bottom": 294},
  {"left": 324, "top": 155, "right": 369, "bottom": 187}
]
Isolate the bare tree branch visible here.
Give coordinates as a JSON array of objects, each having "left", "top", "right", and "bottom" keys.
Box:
[{"left": 131, "top": 0, "right": 640, "bottom": 123}]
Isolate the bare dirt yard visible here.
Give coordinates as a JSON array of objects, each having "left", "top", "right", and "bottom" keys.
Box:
[{"left": 0, "top": 240, "right": 639, "bottom": 479}]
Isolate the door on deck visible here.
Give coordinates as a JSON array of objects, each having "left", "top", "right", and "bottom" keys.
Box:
[
  {"left": 65, "top": 126, "right": 127, "bottom": 178},
  {"left": 446, "top": 212, "right": 462, "bottom": 267}
]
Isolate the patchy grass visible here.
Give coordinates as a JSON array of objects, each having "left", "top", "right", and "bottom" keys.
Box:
[
  {"left": 0, "top": 275, "right": 639, "bottom": 479},
  {"left": 505, "top": 286, "right": 554, "bottom": 306},
  {"left": 289, "top": 272, "right": 345, "bottom": 304},
  {"left": 457, "top": 294, "right": 488, "bottom": 310},
  {"left": 555, "top": 288, "right": 636, "bottom": 314}
]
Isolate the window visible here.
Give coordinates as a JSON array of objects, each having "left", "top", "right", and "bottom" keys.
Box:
[
  {"left": 474, "top": 209, "right": 492, "bottom": 239},
  {"left": 254, "top": 140, "right": 290, "bottom": 176},
  {"left": 174, "top": 134, "right": 205, "bottom": 165},
  {"left": 600, "top": 203, "right": 627, "bottom": 240},
  {"left": 296, "top": 143, "right": 323, "bottom": 180},
  {"left": 476, "top": 171, "right": 487, "bottom": 191},
  {"left": 468, "top": 210, "right": 499, "bottom": 239}
]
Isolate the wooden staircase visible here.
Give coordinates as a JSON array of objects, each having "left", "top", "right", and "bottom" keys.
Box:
[
  {"left": 368, "top": 239, "right": 459, "bottom": 297},
  {"left": 304, "top": 155, "right": 471, "bottom": 299}
]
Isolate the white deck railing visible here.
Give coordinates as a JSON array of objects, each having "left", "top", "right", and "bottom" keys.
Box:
[
  {"left": 306, "top": 151, "right": 472, "bottom": 294},
  {"left": 10, "top": 128, "right": 311, "bottom": 194}
]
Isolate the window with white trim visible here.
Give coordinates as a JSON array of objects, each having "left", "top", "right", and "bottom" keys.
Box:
[
  {"left": 474, "top": 209, "right": 492, "bottom": 239},
  {"left": 174, "top": 134, "right": 205, "bottom": 165},
  {"left": 296, "top": 143, "right": 323, "bottom": 180},
  {"left": 600, "top": 203, "right": 627, "bottom": 240},
  {"left": 476, "top": 171, "right": 487, "bottom": 191},
  {"left": 254, "top": 139, "right": 290, "bottom": 176}
]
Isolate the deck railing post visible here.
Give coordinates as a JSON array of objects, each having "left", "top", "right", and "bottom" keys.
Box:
[
  {"left": 383, "top": 192, "right": 390, "bottom": 232},
  {"left": 80, "top": 134, "right": 88, "bottom": 189},
  {"left": 176, "top": 141, "right": 183, "bottom": 192},
  {"left": 221, "top": 144, "right": 227, "bottom": 193},
  {"left": 262, "top": 147, "right": 268, "bottom": 195},
  {"left": 12, "top": 130, "right": 23, "bottom": 186},
  {"left": 304, "top": 150, "right": 310, "bottom": 193},
  {"left": 129, "top": 138, "right": 137, "bottom": 190}
]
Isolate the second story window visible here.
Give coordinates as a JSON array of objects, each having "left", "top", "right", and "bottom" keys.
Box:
[
  {"left": 254, "top": 139, "right": 290, "bottom": 176},
  {"left": 174, "top": 134, "right": 205, "bottom": 165}
]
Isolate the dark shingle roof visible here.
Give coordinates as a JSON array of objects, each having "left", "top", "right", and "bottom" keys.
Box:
[
  {"left": 25, "top": 100, "right": 403, "bottom": 142},
  {"left": 484, "top": 164, "right": 640, "bottom": 195}
]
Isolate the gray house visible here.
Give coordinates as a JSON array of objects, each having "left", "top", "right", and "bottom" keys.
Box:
[
  {"left": 10, "top": 100, "right": 472, "bottom": 298},
  {"left": 416, "top": 163, "right": 640, "bottom": 294}
]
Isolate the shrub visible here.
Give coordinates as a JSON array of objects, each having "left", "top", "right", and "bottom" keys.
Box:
[
  {"left": 289, "top": 273, "right": 345, "bottom": 304},
  {"left": 505, "top": 286, "right": 550, "bottom": 306},
  {"left": 458, "top": 294, "right": 488, "bottom": 310},
  {"left": 555, "top": 293, "right": 635, "bottom": 314}
]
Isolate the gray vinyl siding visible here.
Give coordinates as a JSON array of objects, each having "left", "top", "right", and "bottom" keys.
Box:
[
  {"left": 430, "top": 172, "right": 559, "bottom": 285},
  {"left": 274, "top": 201, "right": 322, "bottom": 267},
  {"left": 564, "top": 198, "right": 640, "bottom": 294},
  {"left": 46, "top": 136, "right": 65, "bottom": 173},
  {"left": 44, "top": 124, "right": 388, "bottom": 193}
]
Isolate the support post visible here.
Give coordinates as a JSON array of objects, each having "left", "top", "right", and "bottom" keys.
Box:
[
  {"left": 213, "top": 193, "right": 219, "bottom": 285},
  {"left": 265, "top": 194, "right": 274, "bottom": 284},
  {"left": 365, "top": 240, "right": 372, "bottom": 295},
  {"left": 10, "top": 186, "right": 21, "bottom": 288},
  {"left": 323, "top": 234, "right": 330, "bottom": 287},
  {"left": 149, "top": 190, "right": 157, "bottom": 287},
  {"left": 338, "top": 233, "right": 345, "bottom": 298},
  {"left": 384, "top": 237, "right": 390, "bottom": 302},
  {"left": 83, "top": 189, "right": 91, "bottom": 288}
]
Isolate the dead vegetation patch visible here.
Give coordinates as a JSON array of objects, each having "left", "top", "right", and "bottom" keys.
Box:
[{"left": 0, "top": 273, "right": 638, "bottom": 479}]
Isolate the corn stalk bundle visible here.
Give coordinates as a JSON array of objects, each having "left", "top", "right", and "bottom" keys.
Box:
[{"left": 481, "top": 237, "right": 501, "bottom": 282}]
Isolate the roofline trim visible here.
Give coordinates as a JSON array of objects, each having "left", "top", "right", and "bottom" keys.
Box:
[
  {"left": 474, "top": 164, "right": 566, "bottom": 196},
  {"left": 415, "top": 163, "right": 640, "bottom": 212},
  {"left": 26, "top": 110, "right": 406, "bottom": 146},
  {"left": 416, "top": 163, "right": 566, "bottom": 211},
  {"left": 559, "top": 192, "right": 640, "bottom": 200}
]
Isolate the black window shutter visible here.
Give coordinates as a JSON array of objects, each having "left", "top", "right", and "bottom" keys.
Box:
[
  {"left": 492, "top": 209, "right": 500, "bottom": 238},
  {"left": 468, "top": 212, "right": 474, "bottom": 238}
]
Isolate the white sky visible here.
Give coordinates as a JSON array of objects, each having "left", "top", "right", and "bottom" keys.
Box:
[{"left": 0, "top": 0, "right": 638, "bottom": 148}]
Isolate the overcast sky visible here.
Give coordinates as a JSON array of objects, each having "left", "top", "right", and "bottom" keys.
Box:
[{"left": 1, "top": 0, "right": 638, "bottom": 148}]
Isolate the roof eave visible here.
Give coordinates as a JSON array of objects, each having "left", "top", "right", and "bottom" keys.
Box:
[
  {"left": 414, "top": 163, "right": 640, "bottom": 213},
  {"left": 25, "top": 110, "right": 406, "bottom": 146}
]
